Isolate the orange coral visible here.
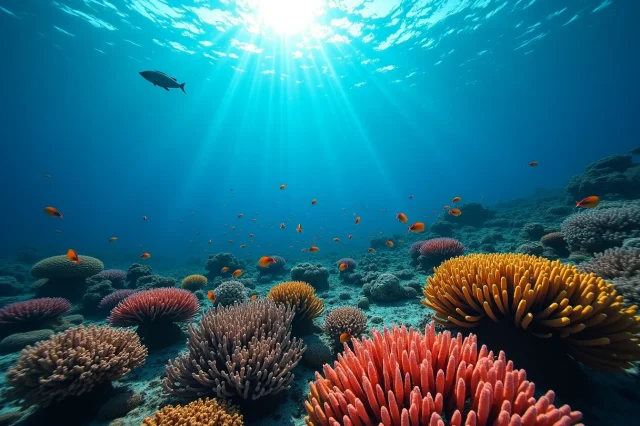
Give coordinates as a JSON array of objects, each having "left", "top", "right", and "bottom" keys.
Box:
[
  {"left": 181, "top": 274, "right": 208, "bottom": 290},
  {"left": 142, "top": 397, "right": 243, "bottom": 426},
  {"left": 305, "top": 324, "right": 582, "bottom": 426},
  {"left": 422, "top": 253, "right": 640, "bottom": 372},
  {"left": 267, "top": 281, "right": 324, "bottom": 323}
]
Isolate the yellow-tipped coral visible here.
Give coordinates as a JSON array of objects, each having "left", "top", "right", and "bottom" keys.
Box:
[
  {"left": 422, "top": 253, "right": 640, "bottom": 372},
  {"left": 142, "top": 398, "right": 243, "bottom": 426},
  {"left": 267, "top": 281, "right": 324, "bottom": 330},
  {"left": 181, "top": 274, "right": 207, "bottom": 290}
]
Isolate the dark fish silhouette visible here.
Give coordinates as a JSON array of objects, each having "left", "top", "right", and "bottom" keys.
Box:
[{"left": 139, "top": 70, "right": 185, "bottom": 93}]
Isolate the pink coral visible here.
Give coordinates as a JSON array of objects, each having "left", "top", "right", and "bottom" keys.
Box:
[
  {"left": 99, "top": 289, "right": 138, "bottom": 310},
  {"left": 409, "top": 241, "right": 428, "bottom": 259},
  {"left": 0, "top": 298, "right": 71, "bottom": 325},
  {"left": 304, "top": 324, "right": 582, "bottom": 426},
  {"left": 108, "top": 288, "right": 199, "bottom": 326}
]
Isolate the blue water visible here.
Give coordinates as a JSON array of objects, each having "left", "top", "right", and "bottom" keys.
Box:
[{"left": 0, "top": 0, "right": 637, "bottom": 265}]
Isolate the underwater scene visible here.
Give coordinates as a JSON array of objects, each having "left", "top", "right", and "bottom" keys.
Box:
[{"left": 1, "top": 0, "right": 639, "bottom": 425}]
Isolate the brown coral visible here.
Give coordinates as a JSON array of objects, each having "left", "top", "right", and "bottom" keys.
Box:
[
  {"left": 181, "top": 274, "right": 208, "bottom": 290},
  {"left": 6, "top": 325, "right": 147, "bottom": 407},
  {"left": 163, "top": 299, "right": 305, "bottom": 400},
  {"left": 323, "top": 306, "right": 367, "bottom": 346},
  {"left": 142, "top": 398, "right": 243, "bottom": 426},
  {"left": 540, "top": 232, "right": 567, "bottom": 250},
  {"left": 422, "top": 253, "right": 640, "bottom": 372},
  {"left": 267, "top": 281, "right": 324, "bottom": 329}
]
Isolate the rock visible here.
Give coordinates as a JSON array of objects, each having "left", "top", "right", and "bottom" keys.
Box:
[
  {"left": 339, "top": 291, "right": 351, "bottom": 300},
  {"left": 394, "top": 269, "right": 415, "bottom": 280},
  {"left": 404, "top": 286, "right": 418, "bottom": 298},
  {"left": 371, "top": 316, "right": 383, "bottom": 324},
  {"left": 126, "top": 263, "right": 152, "bottom": 286},
  {"left": 357, "top": 297, "right": 370, "bottom": 310},
  {"left": 0, "top": 329, "right": 54, "bottom": 354},
  {"left": 521, "top": 223, "right": 546, "bottom": 240},
  {"left": 290, "top": 263, "right": 330, "bottom": 290},
  {"left": 301, "top": 334, "right": 333, "bottom": 369},
  {"left": 96, "top": 389, "right": 143, "bottom": 421},
  {"left": 362, "top": 283, "right": 372, "bottom": 297},
  {"left": 136, "top": 274, "right": 176, "bottom": 290},
  {"left": 405, "top": 281, "right": 422, "bottom": 293},
  {"left": 0, "top": 276, "right": 22, "bottom": 297},
  {"left": 369, "top": 274, "right": 405, "bottom": 302},
  {"left": 566, "top": 155, "right": 640, "bottom": 200}
]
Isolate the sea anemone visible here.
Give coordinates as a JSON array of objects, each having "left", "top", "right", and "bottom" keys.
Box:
[
  {"left": 267, "top": 281, "right": 324, "bottom": 336},
  {"left": 181, "top": 274, "right": 208, "bottom": 291},
  {"left": 422, "top": 253, "right": 640, "bottom": 372},
  {"left": 304, "top": 324, "right": 582, "bottom": 426},
  {"left": 98, "top": 289, "right": 138, "bottom": 310},
  {"left": 409, "top": 240, "right": 428, "bottom": 259},
  {"left": 0, "top": 298, "right": 71, "bottom": 335}
]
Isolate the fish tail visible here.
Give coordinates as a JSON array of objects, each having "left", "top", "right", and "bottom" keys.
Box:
[
  {"left": 575, "top": 201, "right": 580, "bottom": 207},
  {"left": 180, "top": 83, "right": 186, "bottom": 93}
]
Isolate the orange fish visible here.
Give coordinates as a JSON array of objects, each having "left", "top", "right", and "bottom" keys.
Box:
[
  {"left": 259, "top": 256, "right": 277, "bottom": 267},
  {"left": 108, "top": 237, "right": 118, "bottom": 243},
  {"left": 339, "top": 263, "right": 348, "bottom": 271},
  {"left": 251, "top": 294, "right": 258, "bottom": 300},
  {"left": 308, "top": 246, "right": 320, "bottom": 252},
  {"left": 142, "top": 216, "right": 148, "bottom": 220},
  {"left": 66, "top": 249, "right": 82, "bottom": 264},
  {"left": 238, "top": 213, "right": 243, "bottom": 218},
  {"left": 348, "top": 234, "right": 353, "bottom": 240},
  {"left": 44, "top": 207, "right": 63, "bottom": 218},
  {"left": 221, "top": 266, "right": 229, "bottom": 273},
  {"left": 280, "top": 223, "right": 286, "bottom": 229},
  {"left": 576, "top": 196, "right": 600, "bottom": 208},
  {"left": 408, "top": 222, "right": 425, "bottom": 233},
  {"left": 340, "top": 332, "right": 351, "bottom": 344},
  {"left": 449, "top": 208, "right": 462, "bottom": 217},
  {"left": 333, "top": 238, "right": 340, "bottom": 243},
  {"left": 296, "top": 224, "right": 302, "bottom": 233},
  {"left": 408, "top": 194, "right": 414, "bottom": 199},
  {"left": 311, "top": 199, "right": 317, "bottom": 205},
  {"left": 396, "top": 213, "right": 408, "bottom": 223},
  {"left": 140, "top": 253, "right": 151, "bottom": 259},
  {"left": 443, "top": 205, "right": 451, "bottom": 210},
  {"left": 528, "top": 161, "right": 538, "bottom": 167},
  {"left": 232, "top": 269, "right": 243, "bottom": 278},
  {"left": 386, "top": 241, "right": 394, "bottom": 247},
  {"left": 452, "top": 197, "right": 461, "bottom": 203},
  {"left": 279, "top": 184, "right": 287, "bottom": 190},
  {"left": 368, "top": 248, "right": 375, "bottom": 253},
  {"left": 355, "top": 217, "right": 361, "bottom": 225},
  {"left": 207, "top": 290, "right": 216, "bottom": 303}
]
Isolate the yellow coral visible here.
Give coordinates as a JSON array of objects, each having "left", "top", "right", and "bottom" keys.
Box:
[
  {"left": 142, "top": 398, "right": 243, "bottom": 426},
  {"left": 267, "top": 281, "right": 324, "bottom": 323},
  {"left": 422, "top": 253, "right": 640, "bottom": 372},
  {"left": 181, "top": 274, "right": 208, "bottom": 290}
]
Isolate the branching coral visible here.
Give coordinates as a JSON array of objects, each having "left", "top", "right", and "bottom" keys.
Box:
[
  {"left": 163, "top": 299, "right": 305, "bottom": 400},
  {"left": 142, "top": 398, "right": 243, "bottom": 426},
  {"left": 6, "top": 325, "right": 147, "bottom": 407},
  {"left": 324, "top": 307, "right": 367, "bottom": 346},
  {"left": 305, "top": 324, "right": 582, "bottom": 426},
  {"left": 267, "top": 281, "right": 324, "bottom": 332},
  {"left": 422, "top": 253, "right": 640, "bottom": 372}
]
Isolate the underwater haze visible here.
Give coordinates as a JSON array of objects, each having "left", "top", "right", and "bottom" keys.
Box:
[{"left": 1, "top": 1, "right": 640, "bottom": 426}]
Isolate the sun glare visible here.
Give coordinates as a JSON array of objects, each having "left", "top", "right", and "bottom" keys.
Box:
[{"left": 252, "top": 0, "right": 325, "bottom": 35}]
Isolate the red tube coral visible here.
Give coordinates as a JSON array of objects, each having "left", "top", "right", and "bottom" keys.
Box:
[
  {"left": 108, "top": 287, "right": 199, "bottom": 326},
  {"left": 304, "top": 324, "right": 582, "bottom": 426},
  {"left": 0, "top": 297, "right": 71, "bottom": 325}
]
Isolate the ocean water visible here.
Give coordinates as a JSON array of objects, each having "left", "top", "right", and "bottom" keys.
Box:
[{"left": 0, "top": 0, "right": 639, "bottom": 425}]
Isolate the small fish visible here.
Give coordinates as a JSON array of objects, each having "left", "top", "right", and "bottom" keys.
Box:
[
  {"left": 66, "top": 249, "right": 82, "bottom": 264},
  {"left": 408, "top": 194, "right": 414, "bottom": 199},
  {"left": 180, "top": 219, "right": 184, "bottom": 223},
  {"left": 348, "top": 234, "right": 353, "bottom": 240},
  {"left": 368, "top": 248, "right": 375, "bottom": 253},
  {"left": 44, "top": 174, "right": 51, "bottom": 178},
  {"left": 576, "top": 196, "right": 600, "bottom": 209},
  {"left": 333, "top": 238, "right": 340, "bottom": 243},
  {"left": 108, "top": 237, "right": 118, "bottom": 243},
  {"left": 252, "top": 218, "right": 257, "bottom": 222},
  {"left": 228, "top": 240, "right": 233, "bottom": 244},
  {"left": 339, "top": 263, "right": 348, "bottom": 271},
  {"left": 379, "top": 231, "right": 383, "bottom": 235},
  {"left": 308, "top": 246, "right": 320, "bottom": 252},
  {"left": 259, "top": 256, "right": 277, "bottom": 267},
  {"left": 443, "top": 205, "right": 451, "bottom": 210},
  {"left": 231, "top": 226, "right": 236, "bottom": 231},
  {"left": 339, "top": 332, "right": 351, "bottom": 344},
  {"left": 139, "top": 70, "right": 186, "bottom": 93},
  {"left": 222, "top": 267, "right": 230, "bottom": 273},
  {"left": 240, "top": 244, "right": 246, "bottom": 248},
  {"left": 55, "top": 229, "right": 62, "bottom": 233},
  {"left": 207, "top": 290, "right": 216, "bottom": 303},
  {"left": 528, "top": 161, "right": 538, "bottom": 167},
  {"left": 249, "top": 233, "right": 254, "bottom": 238},
  {"left": 208, "top": 239, "right": 212, "bottom": 244},
  {"left": 251, "top": 294, "right": 258, "bottom": 300},
  {"left": 452, "top": 197, "right": 461, "bottom": 203},
  {"left": 449, "top": 208, "right": 462, "bottom": 216},
  {"left": 140, "top": 253, "right": 151, "bottom": 259},
  {"left": 238, "top": 213, "right": 243, "bottom": 218},
  {"left": 355, "top": 217, "right": 361, "bottom": 225},
  {"left": 232, "top": 269, "right": 243, "bottom": 278},
  {"left": 280, "top": 223, "right": 286, "bottom": 229},
  {"left": 408, "top": 222, "right": 426, "bottom": 233},
  {"left": 142, "top": 216, "right": 148, "bottom": 220},
  {"left": 301, "top": 248, "right": 307, "bottom": 252},
  {"left": 311, "top": 199, "right": 317, "bottom": 205},
  {"left": 396, "top": 213, "right": 408, "bottom": 223},
  {"left": 279, "top": 184, "right": 287, "bottom": 190},
  {"left": 296, "top": 224, "right": 302, "bottom": 233},
  {"left": 386, "top": 241, "right": 394, "bottom": 247},
  {"left": 44, "top": 207, "right": 63, "bottom": 218}
]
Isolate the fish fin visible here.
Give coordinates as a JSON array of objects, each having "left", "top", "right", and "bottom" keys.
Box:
[
  {"left": 180, "top": 83, "right": 186, "bottom": 94},
  {"left": 164, "top": 87, "right": 170, "bottom": 91}
]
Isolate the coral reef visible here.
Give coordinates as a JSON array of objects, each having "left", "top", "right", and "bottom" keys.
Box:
[
  {"left": 142, "top": 398, "right": 243, "bottom": 426},
  {"left": 30, "top": 254, "right": 104, "bottom": 300},
  {"left": 369, "top": 273, "right": 413, "bottom": 302},
  {"left": 417, "top": 238, "right": 465, "bottom": 270},
  {"left": 561, "top": 206, "right": 640, "bottom": 252},
  {"left": 205, "top": 252, "right": 243, "bottom": 278},
  {"left": 257, "top": 255, "right": 286, "bottom": 275},
  {"left": 305, "top": 324, "right": 582, "bottom": 426},
  {"left": 291, "top": 263, "right": 330, "bottom": 290},
  {"left": 540, "top": 232, "right": 568, "bottom": 250},
  {"left": 578, "top": 248, "right": 640, "bottom": 306},
  {"left": 443, "top": 202, "right": 495, "bottom": 226},
  {"left": 336, "top": 257, "right": 356, "bottom": 271},
  {"left": 5, "top": 325, "right": 147, "bottom": 407},
  {"left": 409, "top": 240, "right": 428, "bottom": 260},
  {"left": 267, "top": 281, "right": 324, "bottom": 335},
  {"left": 323, "top": 306, "right": 367, "bottom": 347},
  {"left": 0, "top": 297, "right": 71, "bottom": 336},
  {"left": 422, "top": 253, "right": 640, "bottom": 372},
  {"left": 136, "top": 274, "right": 177, "bottom": 290},
  {"left": 81, "top": 278, "right": 115, "bottom": 315},
  {"left": 93, "top": 269, "right": 127, "bottom": 288},
  {"left": 566, "top": 154, "right": 640, "bottom": 200},
  {"left": 98, "top": 289, "right": 138, "bottom": 310},
  {"left": 521, "top": 222, "right": 547, "bottom": 240},
  {"left": 214, "top": 280, "right": 249, "bottom": 306},
  {"left": 181, "top": 274, "right": 208, "bottom": 291},
  {"left": 126, "top": 263, "right": 152, "bottom": 286},
  {"left": 163, "top": 299, "right": 305, "bottom": 402},
  {"left": 0, "top": 275, "right": 22, "bottom": 297}
]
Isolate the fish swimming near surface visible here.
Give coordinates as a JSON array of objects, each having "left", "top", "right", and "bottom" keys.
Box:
[{"left": 139, "top": 70, "right": 186, "bottom": 93}]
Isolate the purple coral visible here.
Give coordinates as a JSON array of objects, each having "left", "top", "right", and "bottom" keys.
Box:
[
  {"left": 0, "top": 298, "right": 71, "bottom": 325},
  {"left": 578, "top": 247, "right": 640, "bottom": 279},
  {"left": 99, "top": 289, "right": 138, "bottom": 310},
  {"left": 561, "top": 206, "right": 640, "bottom": 252},
  {"left": 95, "top": 269, "right": 127, "bottom": 287},
  {"left": 408, "top": 241, "right": 427, "bottom": 259},
  {"left": 336, "top": 258, "right": 356, "bottom": 271},
  {"left": 419, "top": 238, "right": 465, "bottom": 258}
]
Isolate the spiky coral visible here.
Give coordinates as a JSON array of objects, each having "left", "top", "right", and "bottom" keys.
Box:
[
  {"left": 305, "top": 324, "right": 582, "bottom": 426},
  {"left": 267, "top": 281, "right": 324, "bottom": 332},
  {"left": 324, "top": 307, "right": 367, "bottom": 346},
  {"left": 98, "top": 289, "right": 137, "bottom": 310},
  {"left": 108, "top": 287, "right": 199, "bottom": 326},
  {"left": 422, "top": 253, "right": 640, "bottom": 372},
  {"left": 142, "top": 398, "right": 243, "bottom": 426},
  {"left": 0, "top": 298, "right": 71, "bottom": 325},
  {"left": 181, "top": 274, "right": 208, "bottom": 291}
]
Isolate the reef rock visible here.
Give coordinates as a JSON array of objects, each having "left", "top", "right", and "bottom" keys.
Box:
[
  {"left": 369, "top": 273, "right": 406, "bottom": 302},
  {"left": 290, "top": 263, "right": 330, "bottom": 290},
  {"left": 566, "top": 155, "right": 640, "bottom": 200}
]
